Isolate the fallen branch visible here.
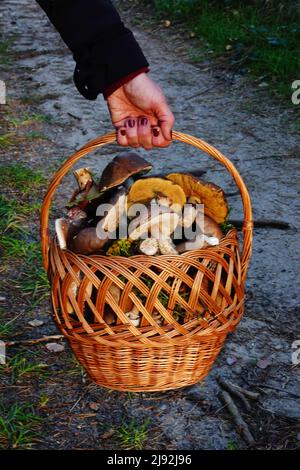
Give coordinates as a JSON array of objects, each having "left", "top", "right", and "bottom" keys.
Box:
[
  {"left": 218, "top": 376, "right": 260, "bottom": 401},
  {"left": 218, "top": 377, "right": 251, "bottom": 411},
  {"left": 5, "top": 335, "right": 64, "bottom": 347},
  {"left": 229, "top": 219, "right": 291, "bottom": 230},
  {"left": 219, "top": 390, "right": 255, "bottom": 445}
]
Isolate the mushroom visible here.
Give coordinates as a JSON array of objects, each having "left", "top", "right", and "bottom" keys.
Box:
[
  {"left": 139, "top": 238, "right": 159, "bottom": 256},
  {"left": 55, "top": 218, "right": 70, "bottom": 250},
  {"left": 180, "top": 204, "right": 197, "bottom": 228},
  {"left": 67, "top": 168, "right": 100, "bottom": 209},
  {"left": 125, "top": 305, "right": 140, "bottom": 327},
  {"left": 158, "top": 238, "right": 178, "bottom": 255},
  {"left": 103, "top": 284, "right": 121, "bottom": 325},
  {"left": 55, "top": 208, "right": 87, "bottom": 250},
  {"left": 99, "top": 152, "right": 153, "bottom": 192},
  {"left": 176, "top": 214, "right": 223, "bottom": 253},
  {"left": 69, "top": 189, "right": 127, "bottom": 255},
  {"left": 73, "top": 167, "right": 94, "bottom": 191},
  {"left": 96, "top": 188, "right": 127, "bottom": 238},
  {"left": 166, "top": 173, "right": 228, "bottom": 223},
  {"left": 127, "top": 177, "right": 186, "bottom": 213},
  {"left": 128, "top": 208, "right": 180, "bottom": 241},
  {"left": 68, "top": 227, "right": 107, "bottom": 255},
  {"left": 66, "top": 270, "right": 93, "bottom": 315}
]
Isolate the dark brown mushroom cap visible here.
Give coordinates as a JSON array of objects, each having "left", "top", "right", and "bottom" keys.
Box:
[{"left": 99, "top": 153, "right": 153, "bottom": 190}]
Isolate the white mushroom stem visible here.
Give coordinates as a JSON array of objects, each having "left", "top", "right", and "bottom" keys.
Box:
[
  {"left": 156, "top": 195, "right": 172, "bottom": 208},
  {"left": 176, "top": 234, "right": 219, "bottom": 253},
  {"left": 125, "top": 305, "right": 140, "bottom": 327},
  {"left": 139, "top": 238, "right": 159, "bottom": 256},
  {"left": 55, "top": 218, "right": 70, "bottom": 250},
  {"left": 96, "top": 188, "right": 127, "bottom": 238},
  {"left": 180, "top": 204, "right": 197, "bottom": 228},
  {"left": 158, "top": 238, "right": 178, "bottom": 255},
  {"left": 129, "top": 210, "right": 179, "bottom": 241}
]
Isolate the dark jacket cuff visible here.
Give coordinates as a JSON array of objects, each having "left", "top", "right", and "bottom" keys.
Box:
[{"left": 73, "top": 25, "right": 149, "bottom": 100}]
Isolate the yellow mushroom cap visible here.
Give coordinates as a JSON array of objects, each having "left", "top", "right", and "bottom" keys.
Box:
[{"left": 127, "top": 177, "right": 186, "bottom": 212}]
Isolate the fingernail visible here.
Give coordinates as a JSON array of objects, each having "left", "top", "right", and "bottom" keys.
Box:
[
  {"left": 152, "top": 128, "right": 160, "bottom": 137},
  {"left": 127, "top": 119, "right": 136, "bottom": 128},
  {"left": 140, "top": 117, "right": 148, "bottom": 126},
  {"left": 120, "top": 129, "right": 126, "bottom": 136}
]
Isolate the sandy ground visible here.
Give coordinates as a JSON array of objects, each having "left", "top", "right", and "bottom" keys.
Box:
[{"left": 0, "top": 0, "right": 299, "bottom": 450}]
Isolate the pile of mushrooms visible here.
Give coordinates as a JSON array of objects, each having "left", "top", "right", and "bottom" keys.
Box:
[{"left": 55, "top": 152, "right": 230, "bottom": 327}]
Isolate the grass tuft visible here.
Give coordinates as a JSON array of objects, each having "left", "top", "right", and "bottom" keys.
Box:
[
  {"left": 116, "top": 418, "right": 151, "bottom": 450},
  {"left": 1, "top": 353, "right": 48, "bottom": 384},
  {"left": 0, "top": 402, "right": 43, "bottom": 449}
]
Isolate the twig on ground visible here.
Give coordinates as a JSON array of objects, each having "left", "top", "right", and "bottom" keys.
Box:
[
  {"left": 5, "top": 334, "right": 64, "bottom": 347},
  {"left": 219, "top": 390, "right": 255, "bottom": 445},
  {"left": 217, "top": 377, "right": 251, "bottom": 411},
  {"left": 218, "top": 376, "right": 260, "bottom": 401},
  {"left": 229, "top": 219, "right": 291, "bottom": 230}
]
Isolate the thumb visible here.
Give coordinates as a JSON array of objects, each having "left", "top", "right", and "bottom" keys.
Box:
[{"left": 155, "top": 100, "right": 175, "bottom": 141}]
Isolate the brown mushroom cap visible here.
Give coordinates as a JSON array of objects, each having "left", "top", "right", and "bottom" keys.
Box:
[
  {"left": 166, "top": 173, "right": 228, "bottom": 223},
  {"left": 127, "top": 177, "right": 186, "bottom": 212},
  {"left": 99, "top": 153, "right": 153, "bottom": 190}
]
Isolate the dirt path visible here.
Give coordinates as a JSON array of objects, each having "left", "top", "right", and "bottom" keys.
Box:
[{"left": 0, "top": 0, "right": 299, "bottom": 450}]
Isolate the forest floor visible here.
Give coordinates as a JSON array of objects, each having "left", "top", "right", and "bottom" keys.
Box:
[{"left": 0, "top": 0, "right": 299, "bottom": 450}]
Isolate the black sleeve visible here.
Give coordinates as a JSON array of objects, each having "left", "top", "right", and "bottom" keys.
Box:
[{"left": 36, "top": 0, "right": 149, "bottom": 99}]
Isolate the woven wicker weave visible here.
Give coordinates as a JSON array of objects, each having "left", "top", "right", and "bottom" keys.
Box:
[{"left": 40, "top": 131, "right": 253, "bottom": 392}]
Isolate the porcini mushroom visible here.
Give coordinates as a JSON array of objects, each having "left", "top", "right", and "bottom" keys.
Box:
[
  {"left": 127, "top": 178, "right": 186, "bottom": 213},
  {"left": 55, "top": 208, "right": 87, "bottom": 250},
  {"left": 69, "top": 226, "right": 107, "bottom": 255},
  {"left": 99, "top": 152, "right": 153, "bottom": 191},
  {"left": 103, "top": 284, "right": 121, "bottom": 325},
  {"left": 69, "top": 189, "right": 127, "bottom": 255},
  {"left": 176, "top": 214, "right": 223, "bottom": 253},
  {"left": 125, "top": 305, "right": 140, "bottom": 327},
  {"left": 166, "top": 173, "right": 228, "bottom": 223},
  {"left": 139, "top": 238, "right": 159, "bottom": 256},
  {"left": 128, "top": 208, "right": 180, "bottom": 241}
]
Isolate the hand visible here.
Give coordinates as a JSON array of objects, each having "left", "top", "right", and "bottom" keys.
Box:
[{"left": 106, "top": 73, "right": 175, "bottom": 149}]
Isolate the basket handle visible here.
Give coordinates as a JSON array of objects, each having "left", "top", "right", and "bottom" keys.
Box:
[{"left": 40, "top": 130, "right": 253, "bottom": 281}]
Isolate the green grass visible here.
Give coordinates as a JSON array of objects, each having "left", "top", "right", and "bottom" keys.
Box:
[
  {"left": 0, "top": 165, "right": 50, "bottom": 305},
  {"left": 0, "top": 164, "right": 46, "bottom": 195},
  {"left": 152, "top": 0, "right": 300, "bottom": 97},
  {"left": 0, "top": 37, "right": 16, "bottom": 65},
  {"left": 1, "top": 353, "right": 48, "bottom": 384},
  {"left": 116, "top": 418, "right": 151, "bottom": 450},
  {"left": 0, "top": 310, "right": 13, "bottom": 340},
  {"left": 0, "top": 133, "right": 16, "bottom": 148},
  {"left": 0, "top": 402, "right": 43, "bottom": 449}
]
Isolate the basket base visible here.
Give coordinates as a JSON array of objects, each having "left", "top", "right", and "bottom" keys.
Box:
[{"left": 68, "top": 335, "right": 225, "bottom": 392}]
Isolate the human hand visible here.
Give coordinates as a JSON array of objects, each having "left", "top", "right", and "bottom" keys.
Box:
[{"left": 106, "top": 73, "right": 175, "bottom": 149}]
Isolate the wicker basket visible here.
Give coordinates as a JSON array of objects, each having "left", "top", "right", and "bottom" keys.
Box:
[{"left": 40, "top": 130, "right": 253, "bottom": 392}]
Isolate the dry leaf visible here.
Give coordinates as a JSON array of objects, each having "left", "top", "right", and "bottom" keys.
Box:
[
  {"left": 164, "top": 20, "right": 171, "bottom": 28},
  {"left": 100, "top": 428, "right": 115, "bottom": 439},
  {"left": 28, "top": 319, "right": 44, "bottom": 327},
  {"left": 89, "top": 402, "right": 100, "bottom": 411},
  {"left": 46, "top": 342, "right": 65, "bottom": 353},
  {"left": 257, "top": 356, "right": 272, "bottom": 369}
]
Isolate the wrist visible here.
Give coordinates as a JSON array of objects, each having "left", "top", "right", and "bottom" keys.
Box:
[{"left": 103, "top": 67, "right": 150, "bottom": 100}]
